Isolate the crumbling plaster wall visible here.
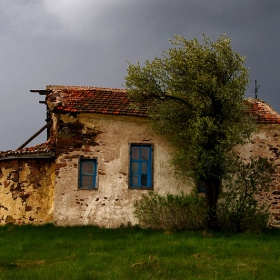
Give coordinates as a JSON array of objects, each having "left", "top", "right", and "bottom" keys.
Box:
[
  {"left": 236, "top": 124, "right": 280, "bottom": 227},
  {"left": 0, "top": 159, "right": 55, "bottom": 225},
  {"left": 53, "top": 113, "right": 190, "bottom": 228}
]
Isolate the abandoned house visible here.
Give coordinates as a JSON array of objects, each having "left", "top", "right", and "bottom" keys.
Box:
[{"left": 0, "top": 85, "right": 280, "bottom": 228}]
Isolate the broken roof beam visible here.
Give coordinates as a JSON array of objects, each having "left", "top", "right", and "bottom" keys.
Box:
[
  {"left": 17, "top": 120, "right": 53, "bottom": 150},
  {"left": 30, "top": 89, "right": 52, "bottom": 95}
]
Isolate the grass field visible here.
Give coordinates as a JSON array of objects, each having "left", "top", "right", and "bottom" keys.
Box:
[{"left": 0, "top": 224, "right": 279, "bottom": 279}]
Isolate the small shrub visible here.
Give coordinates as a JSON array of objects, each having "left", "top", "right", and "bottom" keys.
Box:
[
  {"left": 134, "top": 191, "right": 207, "bottom": 231},
  {"left": 217, "top": 193, "right": 270, "bottom": 233},
  {"left": 217, "top": 156, "right": 275, "bottom": 233}
]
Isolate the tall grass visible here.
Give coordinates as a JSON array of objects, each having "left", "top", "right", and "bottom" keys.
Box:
[{"left": 0, "top": 224, "right": 279, "bottom": 279}]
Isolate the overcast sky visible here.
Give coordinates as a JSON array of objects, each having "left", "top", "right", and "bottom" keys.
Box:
[{"left": 1, "top": 0, "right": 280, "bottom": 151}]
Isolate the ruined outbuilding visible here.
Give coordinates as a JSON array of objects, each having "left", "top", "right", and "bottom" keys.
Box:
[{"left": 1, "top": 85, "right": 280, "bottom": 227}]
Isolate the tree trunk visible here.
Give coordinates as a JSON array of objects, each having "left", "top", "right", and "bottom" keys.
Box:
[{"left": 205, "top": 178, "right": 221, "bottom": 229}]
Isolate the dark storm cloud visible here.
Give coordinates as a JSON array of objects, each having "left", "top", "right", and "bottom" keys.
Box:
[{"left": 0, "top": 0, "right": 280, "bottom": 151}]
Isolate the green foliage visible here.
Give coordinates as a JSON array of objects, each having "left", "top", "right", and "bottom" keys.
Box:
[
  {"left": 125, "top": 35, "right": 256, "bottom": 226},
  {"left": 134, "top": 191, "right": 207, "bottom": 231},
  {"left": 217, "top": 156, "right": 276, "bottom": 233},
  {"left": 125, "top": 34, "right": 255, "bottom": 183}
]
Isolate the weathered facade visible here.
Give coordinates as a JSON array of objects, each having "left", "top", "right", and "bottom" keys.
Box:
[
  {"left": 0, "top": 149, "right": 55, "bottom": 225},
  {"left": 53, "top": 114, "right": 187, "bottom": 227},
  {"left": 0, "top": 86, "right": 190, "bottom": 227},
  {"left": 237, "top": 125, "right": 280, "bottom": 226},
  {"left": 1, "top": 86, "right": 280, "bottom": 227},
  {"left": 236, "top": 100, "right": 280, "bottom": 226}
]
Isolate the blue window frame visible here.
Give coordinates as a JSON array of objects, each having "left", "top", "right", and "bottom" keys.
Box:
[
  {"left": 129, "top": 144, "right": 153, "bottom": 188},
  {"left": 79, "top": 158, "right": 97, "bottom": 189},
  {"left": 197, "top": 179, "right": 206, "bottom": 193}
]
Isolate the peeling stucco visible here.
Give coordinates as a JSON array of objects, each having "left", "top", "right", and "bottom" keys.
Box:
[
  {"left": 0, "top": 159, "right": 55, "bottom": 225},
  {"left": 53, "top": 113, "right": 190, "bottom": 227}
]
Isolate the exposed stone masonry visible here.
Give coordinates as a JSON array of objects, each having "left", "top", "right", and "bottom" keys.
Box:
[
  {"left": 55, "top": 115, "right": 101, "bottom": 155},
  {"left": 0, "top": 159, "right": 54, "bottom": 225},
  {"left": 237, "top": 124, "right": 280, "bottom": 227}
]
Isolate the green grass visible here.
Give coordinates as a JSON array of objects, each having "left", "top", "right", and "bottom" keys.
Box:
[{"left": 0, "top": 224, "right": 280, "bottom": 279}]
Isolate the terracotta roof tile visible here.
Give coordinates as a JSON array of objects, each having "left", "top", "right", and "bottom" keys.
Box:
[
  {"left": 245, "top": 98, "right": 280, "bottom": 124},
  {"left": 0, "top": 137, "right": 56, "bottom": 160},
  {"left": 46, "top": 86, "right": 280, "bottom": 125},
  {"left": 46, "top": 86, "right": 150, "bottom": 117},
  {"left": 2, "top": 88, "right": 279, "bottom": 159}
]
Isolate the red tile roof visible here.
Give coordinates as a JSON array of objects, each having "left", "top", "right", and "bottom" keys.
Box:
[
  {"left": 46, "top": 86, "right": 280, "bottom": 124},
  {"left": 0, "top": 137, "right": 55, "bottom": 160},
  {"left": 46, "top": 85, "right": 150, "bottom": 117},
  {"left": 245, "top": 98, "right": 280, "bottom": 124},
  {"left": 1, "top": 87, "right": 279, "bottom": 159}
]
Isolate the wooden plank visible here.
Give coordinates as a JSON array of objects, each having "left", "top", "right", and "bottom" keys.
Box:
[
  {"left": 30, "top": 89, "right": 52, "bottom": 95},
  {"left": 17, "top": 120, "right": 53, "bottom": 150},
  {"left": 0, "top": 153, "right": 55, "bottom": 161}
]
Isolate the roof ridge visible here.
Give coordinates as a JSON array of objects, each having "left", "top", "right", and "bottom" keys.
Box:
[
  {"left": 245, "top": 98, "right": 280, "bottom": 124},
  {"left": 46, "top": 85, "right": 126, "bottom": 92},
  {"left": 246, "top": 97, "right": 279, "bottom": 113}
]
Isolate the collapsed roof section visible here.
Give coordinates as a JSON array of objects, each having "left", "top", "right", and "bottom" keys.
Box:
[{"left": 0, "top": 137, "right": 55, "bottom": 161}]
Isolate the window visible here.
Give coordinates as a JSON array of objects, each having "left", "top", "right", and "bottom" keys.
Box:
[
  {"left": 197, "top": 179, "right": 206, "bottom": 193},
  {"left": 79, "top": 158, "right": 97, "bottom": 189},
  {"left": 129, "top": 144, "right": 153, "bottom": 188}
]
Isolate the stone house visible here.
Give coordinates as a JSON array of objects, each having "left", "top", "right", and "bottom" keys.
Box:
[{"left": 0, "top": 85, "right": 280, "bottom": 227}]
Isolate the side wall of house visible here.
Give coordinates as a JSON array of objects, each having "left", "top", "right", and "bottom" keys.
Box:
[
  {"left": 236, "top": 124, "right": 280, "bottom": 227},
  {"left": 0, "top": 159, "right": 55, "bottom": 225},
  {"left": 53, "top": 113, "right": 191, "bottom": 228}
]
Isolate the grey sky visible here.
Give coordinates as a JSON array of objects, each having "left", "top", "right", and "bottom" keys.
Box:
[{"left": 1, "top": 0, "right": 280, "bottom": 151}]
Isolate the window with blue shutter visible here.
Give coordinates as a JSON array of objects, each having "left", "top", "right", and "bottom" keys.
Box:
[
  {"left": 197, "top": 179, "right": 206, "bottom": 193},
  {"left": 79, "top": 158, "right": 97, "bottom": 189},
  {"left": 129, "top": 144, "right": 153, "bottom": 189}
]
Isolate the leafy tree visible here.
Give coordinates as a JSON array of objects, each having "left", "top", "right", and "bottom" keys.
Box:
[{"left": 125, "top": 35, "right": 256, "bottom": 227}]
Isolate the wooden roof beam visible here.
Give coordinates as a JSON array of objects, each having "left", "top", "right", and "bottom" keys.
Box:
[
  {"left": 30, "top": 89, "right": 52, "bottom": 95},
  {"left": 17, "top": 120, "right": 53, "bottom": 150}
]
